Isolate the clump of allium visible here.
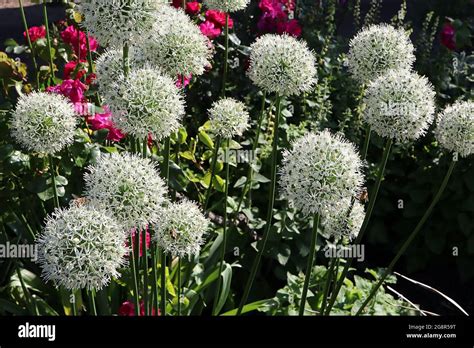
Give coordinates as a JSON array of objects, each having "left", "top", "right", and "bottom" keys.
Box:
[
  {"left": 140, "top": 6, "right": 213, "bottom": 77},
  {"left": 36, "top": 204, "right": 128, "bottom": 291},
  {"left": 208, "top": 98, "right": 250, "bottom": 139},
  {"left": 248, "top": 34, "right": 317, "bottom": 97},
  {"left": 154, "top": 200, "right": 209, "bottom": 257},
  {"left": 84, "top": 152, "right": 167, "bottom": 231},
  {"left": 10, "top": 92, "right": 77, "bottom": 155},
  {"left": 106, "top": 66, "right": 185, "bottom": 140},
  {"left": 363, "top": 69, "right": 436, "bottom": 143},
  {"left": 202, "top": 0, "right": 250, "bottom": 12},
  {"left": 322, "top": 199, "right": 365, "bottom": 241},
  {"left": 279, "top": 130, "right": 364, "bottom": 217},
  {"left": 78, "top": 0, "right": 166, "bottom": 47},
  {"left": 347, "top": 24, "right": 415, "bottom": 85},
  {"left": 435, "top": 100, "right": 474, "bottom": 158}
]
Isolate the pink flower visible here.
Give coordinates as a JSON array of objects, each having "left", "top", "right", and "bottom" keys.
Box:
[
  {"left": 64, "top": 60, "right": 87, "bottom": 80},
  {"left": 61, "top": 25, "right": 98, "bottom": 59},
  {"left": 200, "top": 21, "right": 222, "bottom": 39},
  {"left": 23, "top": 25, "right": 46, "bottom": 43},
  {"left": 47, "top": 79, "right": 87, "bottom": 103},
  {"left": 259, "top": 0, "right": 285, "bottom": 17},
  {"left": 441, "top": 22, "right": 456, "bottom": 51},
  {"left": 276, "top": 19, "right": 302, "bottom": 37},
  {"left": 118, "top": 301, "right": 159, "bottom": 316},
  {"left": 176, "top": 74, "right": 192, "bottom": 88},
  {"left": 87, "top": 106, "right": 126, "bottom": 142},
  {"left": 205, "top": 10, "right": 234, "bottom": 29},
  {"left": 186, "top": 1, "right": 202, "bottom": 15},
  {"left": 130, "top": 228, "right": 151, "bottom": 257}
]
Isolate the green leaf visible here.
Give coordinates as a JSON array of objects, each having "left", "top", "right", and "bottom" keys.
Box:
[
  {"left": 220, "top": 299, "right": 272, "bottom": 316},
  {"left": 214, "top": 263, "right": 232, "bottom": 315},
  {"left": 198, "top": 130, "right": 214, "bottom": 149}
]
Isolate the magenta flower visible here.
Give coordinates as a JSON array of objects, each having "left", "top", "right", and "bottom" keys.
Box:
[
  {"left": 23, "top": 25, "right": 46, "bottom": 43},
  {"left": 61, "top": 25, "right": 98, "bottom": 59},
  {"left": 87, "top": 106, "right": 125, "bottom": 142},
  {"left": 200, "top": 20, "right": 222, "bottom": 39},
  {"left": 441, "top": 22, "right": 456, "bottom": 51},
  {"left": 47, "top": 79, "right": 87, "bottom": 103}
]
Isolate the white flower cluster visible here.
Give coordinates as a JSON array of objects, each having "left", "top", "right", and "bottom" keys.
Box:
[
  {"left": 347, "top": 24, "right": 415, "bottom": 85},
  {"left": 322, "top": 199, "right": 365, "bottom": 241},
  {"left": 141, "top": 6, "right": 213, "bottom": 77},
  {"left": 279, "top": 130, "right": 364, "bottom": 217},
  {"left": 208, "top": 98, "right": 250, "bottom": 139},
  {"left": 84, "top": 152, "right": 168, "bottom": 231},
  {"left": 202, "top": 0, "right": 250, "bottom": 12},
  {"left": 363, "top": 69, "right": 436, "bottom": 143},
  {"left": 36, "top": 205, "right": 128, "bottom": 290},
  {"left": 78, "top": 0, "right": 166, "bottom": 47},
  {"left": 154, "top": 200, "right": 209, "bottom": 257},
  {"left": 435, "top": 100, "right": 474, "bottom": 158},
  {"left": 248, "top": 34, "right": 317, "bottom": 97},
  {"left": 10, "top": 92, "right": 77, "bottom": 155},
  {"left": 106, "top": 66, "right": 185, "bottom": 140}
]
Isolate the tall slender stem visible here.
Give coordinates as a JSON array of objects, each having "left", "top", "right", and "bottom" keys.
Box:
[
  {"left": 182, "top": 0, "right": 186, "bottom": 8},
  {"left": 361, "top": 126, "right": 371, "bottom": 161},
  {"left": 236, "top": 92, "right": 267, "bottom": 213},
  {"left": 85, "top": 32, "right": 94, "bottom": 74},
  {"left": 18, "top": 0, "right": 39, "bottom": 87},
  {"left": 212, "top": 138, "right": 230, "bottom": 315},
  {"left": 42, "top": 0, "right": 55, "bottom": 84},
  {"left": 177, "top": 257, "right": 182, "bottom": 315},
  {"left": 221, "top": 15, "right": 229, "bottom": 98},
  {"left": 130, "top": 234, "right": 140, "bottom": 316},
  {"left": 237, "top": 95, "right": 282, "bottom": 315},
  {"left": 142, "top": 229, "right": 149, "bottom": 315},
  {"left": 299, "top": 214, "right": 320, "bottom": 316},
  {"left": 160, "top": 251, "right": 167, "bottom": 316},
  {"left": 151, "top": 243, "right": 159, "bottom": 314},
  {"left": 71, "top": 291, "right": 77, "bottom": 316},
  {"left": 163, "top": 137, "right": 171, "bottom": 182},
  {"left": 355, "top": 160, "right": 456, "bottom": 315},
  {"left": 89, "top": 289, "right": 98, "bottom": 316},
  {"left": 320, "top": 255, "right": 337, "bottom": 315},
  {"left": 203, "top": 137, "right": 222, "bottom": 211},
  {"left": 325, "top": 138, "right": 393, "bottom": 315},
  {"left": 48, "top": 155, "right": 59, "bottom": 209}
]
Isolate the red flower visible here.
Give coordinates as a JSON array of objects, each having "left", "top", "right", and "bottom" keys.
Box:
[
  {"left": 118, "top": 301, "right": 159, "bottom": 316},
  {"left": 205, "top": 10, "right": 233, "bottom": 29},
  {"left": 186, "top": 1, "right": 202, "bottom": 15},
  {"left": 171, "top": 0, "right": 182, "bottom": 8},
  {"left": 61, "top": 25, "right": 98, "bottom": 59},
  {"left": 64, "top": 60, "right": 87, "bottom": 80},
  {"left": 200, "top": 20, "right": 222, "bottom": 39},
  {"left": 276, "top": 19, "right": 302, "bottom": 37},
  {"left": 176, "top": 74, "right": 192, "bottom": 89},
  {"left": 46, "top": 79, "right": 87, "bottom": 103},
  {"left": 87, "top": 105, "right": 126, "bottom": 142},
  {"left": 441, "top": 22, "right": 456, "bottom": 51},
  {"left": 23, "top": 25, "right": 46, "bottom": 43}
]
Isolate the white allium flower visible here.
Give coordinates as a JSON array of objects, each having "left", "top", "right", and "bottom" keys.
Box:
[
  {"left": 322, "top": 199, "right": 365, "bottom": 241},
  {"left": 435, "top": 100, "right": 474, "bottom": 158},
  {"left": 248, "top": 34, "right": 317, "bottom": 97},
  {"left": 347, "top": 24, "right": 415, "bottom": 85},
  {"left": 78, "top": 0, "right": 166, "bottom": 47},
  {"left": 36, "top": 204, "right": 128, "bottom": 291},
  {"left": 279, "top": 130, "right": 364, "bottom": 217},
  {"left": 208, "top": 98, "right": 250, "bottom": 139},
  {"left": 154, "top": 200, "right": 209, "bottom": 257},
  {"left": 202, "top": 0, "right": 250, "bottom": 12},
  {"left": 140, "top": 6, "right": 213, "bottom": 77},
  {"left": 106, "top": 66, "right": 185, "bottom": 140},
  {"left": 84, "top": 152, "right": 168, "bottom": 231},
  {"left": 10, "top": 92, "right": 77, "bottom": 155},
  {"left": 363, "top": 69, "right": 436, "bottom": 143}
]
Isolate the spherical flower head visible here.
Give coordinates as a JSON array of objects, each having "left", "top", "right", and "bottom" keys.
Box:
[
  {"left": 208, "top": 98, "right": 250, "bottom": 139},
  {"left": 10, "top": 92, "right": 77, "bottom": 155},
  {"left": 248, "top": 34, "right": 317, "bottom": 97},
  {"left": 78, "top": 0, "right": 167, "bottom": 47},
  {"left": 106, "top": 66, "right": 185, "bottom": 140},
  {"left": 154, "top": 200, "right": 209, "bottom": 257},
  {"left": 203, "top": 0, "right": 250, "bottom": 12},
  {"left": 435, "top": 100, "right": 474, "bottom": 158},
  {"left": 36, "top": 204, "right": 128, "bottom": 291},
  {"left": 322, "top": 199, "right": 365, "bottom": 241},
  {"left": 84, "top": 152, "right": 168, "bottom": 230},
  {"left": 279, "top": 130, "right": 364, "bottom": 216},
  {"left": 363, "top": 69, "right": 436, "bottom": 143},
  {"left": 347, "top": 24, "right": 415, "bottom": 85},
  {"left": 140, "top": 6, "right": 213, "bottom": 77}
]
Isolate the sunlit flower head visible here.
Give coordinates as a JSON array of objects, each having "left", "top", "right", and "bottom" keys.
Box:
[
  {"left": 208, "top": 98, "right": 250, "bottom": 139},
  {"left": 202, "top": 0, "right": 250, "bottom": 12},
  {"left": 321, "top": 199, "right": 365, "bottom": 241}
]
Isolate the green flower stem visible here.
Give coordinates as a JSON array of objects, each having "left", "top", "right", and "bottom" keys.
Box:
[
  {"left": 361, "top": 126, "right": 371, "bottom": 161},
  {"left": 71, "top": 291, "right": 77, "bottom": 316},
  {"left": 163, "top": 137, "right": 171, "bottom": 183},
  {"left": 89, "top": 289, "right": 97, "bottom": 316},
  {"left": 320, "top": 255, "right": 337, "bottom": 315},
  {"left": 177, "top": 257, "right": 182, "bottom": 315},
  {"left": 236, "top": 92, "right": 267, "bottom": 213},
  {"left": 160, "top": 251, "right": 167, "bottom": 316},
  {"left": 221, "top": 14, "right": 229, "bottom": 98},
  {"left": 324, "top": 137, "right": 393, "bottom": 315},
  {"left": 355, "top": 159, "right": 456, "bottom": 316},
  {"left": 85, "top": 32, "right": 95, "bottom": 74},
  {"left": 18, "top": 0, "right": 39, "bottom": 87},
  {"left": 299, "top": 214, "right": 320, "bottom": 316},
  {"left": 203, "top": 136, "right": 222, "bottom": 211},
  {"left": 42, "top": 0, "right": 55, "bottom": 84},
  {"left": 142, "top": 228, "right": 149, "bottom": 315},
  {"left": 212, "top": 138, "right": 230, "bottom": 315},
  {"left": 129, "top": 234, "right": 140, "bottom": 316},
  {"left": 151, "top": 243, "right": 159, "bottom": 314},
  {"left": 16, "top": 262, "right": 38, "bottom": 315},
  {"left": 48, "top": 155, "right": 59, "bottom": 209},
  {"left": 236, "top": 94, "right": 282, "bottom": 316}
]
